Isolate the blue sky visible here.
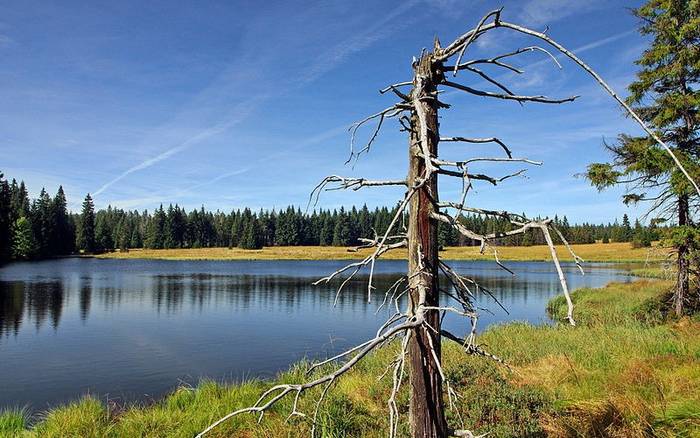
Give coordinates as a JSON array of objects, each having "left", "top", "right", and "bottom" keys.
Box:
[{"left": 1, "top": 0, "right": 650, "bottom": 223}]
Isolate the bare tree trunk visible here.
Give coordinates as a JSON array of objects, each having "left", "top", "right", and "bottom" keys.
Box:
[
  {"left": 675, "top": 194, "right": 690, "bottom": 316},
  {"left": 407, "top": 52, "right": 448, "bottom": 438}
]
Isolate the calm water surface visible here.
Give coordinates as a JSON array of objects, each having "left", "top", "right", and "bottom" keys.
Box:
[{"left": 0, "top": 258, "right": 635, "bottom": 411}]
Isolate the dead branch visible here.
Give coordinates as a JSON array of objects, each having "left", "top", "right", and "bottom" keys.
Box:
[
  {"left": 452, "top": 8, "right": 504, "bottom": 77},
  {"left": 196, "top": 317, "right": 422, "bottom": 438},
  {"left": 433, "top": 157, "right": 542, "bottom": 167},
  {"left": 347, "top": 104, "right": 409, "bottom": 164},
  {"left": 447, "top": 45, "right": 562, "bottom": 73},
  {"left": 441, "top": 329, "right": 510, "bottom": 369},
  {"left": 535, "top": 222, "right": 576, "bottom": 325},
  {"left": 439, "top": 260, "right": 509, "bottom": 315},
  {"left": 380, "top": 81, "right": 412, "bottom": 94},
  {"left": 308, "top": 175, "right": 406, "bottom": 209},
  {"left": 313, "top": 238, "right": 407, "bottom": 305},
  {"left": 551, "top": 224, "right": 585, "bottom": 274},
  {"left": 437, "top": 168, "right": 529, "bottom": 185},
  {"left": 443, "top": 80, "right": 579, "bottom": 104},
  {"left": 432, "top": 210, "right": 580, "bottom": 325},
  {"left": 438, "top": 13, "right": 700, "bottom": 195},
  {"left": 459, "top": 65, "right": 520, "bottom": 99},
  {"left": 440, "top": 136, "right": 513, "bottom": 158}
]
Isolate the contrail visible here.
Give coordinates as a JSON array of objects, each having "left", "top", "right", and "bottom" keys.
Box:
[
  {"left": 93, "top": 101, "right": 259, "bottom": 197},
  {"left": 93, "top": 2, "right": 418, "bottom": 201},
  {"left": 189, "top": 167, "right": 252, "bottom": 190}
]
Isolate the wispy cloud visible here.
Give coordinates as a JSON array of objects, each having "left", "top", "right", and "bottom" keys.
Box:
[
  {"left": 0, "top": 34, "right": 13, "bottom": 48},
  {"left": 516, "top": 0, "right": 606, "bottom": 27},
  {"left": 92, "top": 96, "right": 263, "bottom": 197},
  {"left": 571, "top": 29, "right": 637, "bottom": 54},
  {"left": 300, "top": 0, "right": 419, "bottom": 85},
  {"left": 107, "top": 121, "right": 353, "bottom": 210},
  {"left": 189, "top": 167, "right": 252, "bottom": 190},
  {"left": 519, "top": 28, "right": 637, "bottom": 72},
  {"left": 93, "top": 1, "right": 417, "bottom": 202}
]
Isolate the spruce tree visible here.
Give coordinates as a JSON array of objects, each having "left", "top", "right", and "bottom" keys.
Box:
[
  {"left": 51, "top": 186, "right": 74, "bottom": 255},
  {"left": 0, "top": 173, "right": 11, "bottom": 261},
  {"left": 275, "top": 207, "right": 299, "bottom": 246},
  {"left": 95, "top": 213, "right": 114, "bottom": 253},
  {"left": 586, "top": 0, "right": 699, "bottom": 315},
  {"left": 31, "top": 188, "right": 52, "bottom": 257},
  {"left": 116, "top": 217, "right": 131, "bottom": 251},
  {"left": 77, "top": 194, "right": 96, "bottom": 253},
  {"left": 560, "top": 216, "right": 572, "bottom": 241},
  {"left": 130, "top": 227, "right": 142, "bottom": 249},
  {"left": 163, "top": 204, "right": 176, "bottom": 249},
  {"left": 319, "top": 215, "right": 334, "bottom": 246},
  {"left": 11, "top": 217, "right": 35, "bottom": 259},
  {"left": 633, "top": 219, "right": 652, "bottom": 248},
  {"left": 146, "top": 205, "right": 166, "bottom": 249},
  {"left": 239, "top": 217, "right": 263, "bottom": 249},
  {"left": 621, "top": 214, "right": 633, "bottom": 242},
  {"left": 230, "top": 211, "right": 243, "bottom": 247},
  {"left": 332, "top": 207, "right": 351, "bottom": 246},
  {"left": 10, "top": 180, "right": 30, "bottom": 221}
]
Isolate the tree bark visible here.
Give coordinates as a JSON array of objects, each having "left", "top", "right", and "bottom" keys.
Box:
[
  {"left": 675, "top": 194, "right": 690, "bottom": 316},
  {"left": 407, "top": 52, "right": 448, "bottom": 438}
]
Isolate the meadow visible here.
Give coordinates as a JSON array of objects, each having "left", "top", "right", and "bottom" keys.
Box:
[
  {"left": 2, "top": 278, "right": 697, "bottom": 437},
  {"left": 97, "top": 242, "right": 668, "bottom": 263}
]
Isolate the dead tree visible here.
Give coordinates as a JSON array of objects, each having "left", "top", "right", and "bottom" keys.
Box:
[{"left": 199, "top": 8, "right": 698, "bottom": 438}]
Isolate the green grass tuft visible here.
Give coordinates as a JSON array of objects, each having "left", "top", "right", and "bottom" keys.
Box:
[{"left": 0, "top": 408, "right": 27, "bottom": 437}]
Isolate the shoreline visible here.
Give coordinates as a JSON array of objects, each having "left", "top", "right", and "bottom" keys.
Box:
[{"left": 93, "top": 242, "right": 668, "bottom": 263}]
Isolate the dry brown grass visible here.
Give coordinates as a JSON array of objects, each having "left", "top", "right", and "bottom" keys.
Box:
[{"left": 97, "top": 242, "right": 667, "bottom": 263}]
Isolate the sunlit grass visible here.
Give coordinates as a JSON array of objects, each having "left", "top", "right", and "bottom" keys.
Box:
[
  {"left": 5, "top": 279, "right": 698, "bottom": 437},
  {"left": 96, "top": 242, "right": 667, "bottom": 263},
  {"left": 0, "top": 408, "right": 26, "bottom": 437},
  {"left": 503, "top": 280, "right": 700, "bottom": 437}
]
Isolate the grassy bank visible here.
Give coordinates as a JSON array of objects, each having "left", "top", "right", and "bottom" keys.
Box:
[
  {"left": 3, "top": 279, "right": 698, "bottom": 437},
  {"left": 96, "top": 242, "right": 667, "bottom": 263}
]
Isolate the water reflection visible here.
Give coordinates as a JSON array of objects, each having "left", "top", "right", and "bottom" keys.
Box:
[
  {"left": 0, "top": 258, "right": 635, "bottom": 410},
  {"left": 0, "top": 269, "right": 602, "bottom": 336},
  {"left": 0, "top": 281, "right": 65, "bottom": 336}
]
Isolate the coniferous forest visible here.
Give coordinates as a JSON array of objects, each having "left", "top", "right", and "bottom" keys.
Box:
[{"left": 1, "top": 171, "right": 660, "bottom": 262}]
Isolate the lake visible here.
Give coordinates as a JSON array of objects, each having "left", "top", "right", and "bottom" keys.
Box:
[{"left": 0, "top": 257, "right": 635, "bottom": 411}]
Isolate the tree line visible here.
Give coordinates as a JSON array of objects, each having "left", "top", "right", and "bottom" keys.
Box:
[
  {"left": 0, "top": 171, "right": 661, "bottom": 262},
  {"left": 0, "top": 173, "right": 74, "bottom": 261}
]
